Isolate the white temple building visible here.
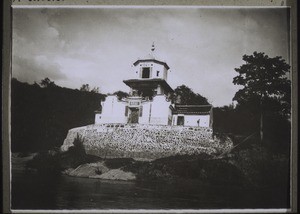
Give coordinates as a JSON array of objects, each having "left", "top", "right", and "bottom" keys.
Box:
[{"left": 95, "top": 44, "right": 213, "bottom": 128}]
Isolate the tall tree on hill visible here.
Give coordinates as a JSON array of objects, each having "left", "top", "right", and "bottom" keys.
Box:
[
  {"left": 91, "top": 87, "right": 100, "bottom": 93},
  {"left": 40, "top": 77, "right": 57, "bottom": 88},
  {"left": 233, "top": 52, "right": 291, "bottom": 143},
  {"left": 11, "top": 78, "right": 106, "bottom": 152},
  {"left": 172, "top": 85, "right": 210, "bottom": 105},
  {"left": 80, "top": 84, "right": 90, "bottom": 92}
]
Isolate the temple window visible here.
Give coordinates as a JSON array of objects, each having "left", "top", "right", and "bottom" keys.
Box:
[
  {"left": 139, "top": 106, "right": 143, "bottom": 117},
  {"left": 142, "top": 67, "right": 150, "bottom": 78}
]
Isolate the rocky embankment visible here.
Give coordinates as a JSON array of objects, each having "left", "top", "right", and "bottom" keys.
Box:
[
  {"left": 17, "top": 133, "right": 289, "bottom": 188},
  {"left": 61, "top": 124, "right": 233, "bottom": 159}
]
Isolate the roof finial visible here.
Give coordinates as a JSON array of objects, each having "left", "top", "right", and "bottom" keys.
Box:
[{"left": 151, "top": 42, "right": 155, "bottom": 52}]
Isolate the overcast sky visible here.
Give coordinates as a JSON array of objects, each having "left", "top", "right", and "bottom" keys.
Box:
[{"left": 12, "top": 7, "right": 290, "bottom": 106}]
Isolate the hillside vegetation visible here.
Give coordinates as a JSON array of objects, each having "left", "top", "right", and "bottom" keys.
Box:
[{"left": 11, "top": 78, "right": 105, "bottom": 152}]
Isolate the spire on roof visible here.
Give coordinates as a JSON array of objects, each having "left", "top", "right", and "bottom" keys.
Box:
[
  {"left": 142, "top": 42, "right": 156, "bottom": 59},
  {"left": 151, "top": 42, "right": 155, "bottom": 52}
]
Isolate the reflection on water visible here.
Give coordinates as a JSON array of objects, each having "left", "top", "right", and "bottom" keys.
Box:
[{"left": 11, "top": 169, "right": 289, "bottom": 210}]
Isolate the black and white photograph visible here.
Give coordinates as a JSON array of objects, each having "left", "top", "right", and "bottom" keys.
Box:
[{"left": 7, "top": 1, "right": 296, "bottom": 213}]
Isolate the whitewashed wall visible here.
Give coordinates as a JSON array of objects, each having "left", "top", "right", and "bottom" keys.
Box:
[
  {"left": 95, "top": 95, "right": 127, "bottom": 124},
  {"left": 133, "top": 62, "right": 168, "bottom": 81},
  {"left": 149, "top": 95, "right": 171, "bottom": 125},
  {"left": 185, "top": 115, "right": 210, "bottom": 127},
  {"left": 139, "top": 101, "right": 151, "bottom": 124},
  {"left": 172, "top": 114, "right": 211, "bottom": 127},
  {"left": 95, "top": 95, "right": 172, "bottom": 126}
]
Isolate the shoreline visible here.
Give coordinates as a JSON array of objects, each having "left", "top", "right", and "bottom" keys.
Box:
[
  {"left": 62, "top": 161, "right": 137, "bottom": 181},
  {"left": 11, "top": 144, "right": 290, "bottom": 190}
]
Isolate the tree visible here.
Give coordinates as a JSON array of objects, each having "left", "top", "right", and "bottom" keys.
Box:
[
  {"left": 11, "top": 78, "right": 106, "bottom": 152},
  {"left": 40, "top": 77, "right": 57, "bottom": 88},
  {"left": 80, "top": 84, "right": 90, "bottom": 92},
  {"left": 113, "top": 90, "right": 129, "bottom": 100},
  {"left": 233, "top": 52, "right": 291, "bottom": 143},
  {"left": 172, "top": 85, "right": 210, "bottom": 105},
  {"left": 91, "top": 87, "right": 100, "bottom": 93}
]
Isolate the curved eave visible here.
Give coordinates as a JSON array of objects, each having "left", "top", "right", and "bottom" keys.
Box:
[
  {"left": 123, "top": 79, "right": 174, "bottom": 93},
  {"left": 172, "top": 105, "right": 213, "bottom": 115},
  {"left": 173, "top": 111, "right": 211, "bottom": 115},
  {"left": 133, "top": 59, "right": 170, "bottom": 70}
]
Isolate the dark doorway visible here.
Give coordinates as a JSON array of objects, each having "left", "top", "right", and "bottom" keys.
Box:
[
  {"left": 177, "top": 116, "right": 184, "bottom": 126},
  {"left": 142, "top": 67, "right": 150, "bottom": 78},
  {"left": 128, "top": 108, "right": 139, "bottom": 124}
]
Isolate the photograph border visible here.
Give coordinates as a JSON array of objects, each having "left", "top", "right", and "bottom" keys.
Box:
[{"left": 2, "top": 0, "right": 298, "bottom": 213}]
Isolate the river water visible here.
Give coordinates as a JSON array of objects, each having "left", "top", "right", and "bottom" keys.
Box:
[{"left": 11, "top": 168, "right": 289, "bottom": 210}]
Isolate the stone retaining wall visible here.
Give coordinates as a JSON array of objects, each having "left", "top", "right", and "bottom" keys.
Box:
[{"left": 61, "top": 124, "right": 232, "bottom": 159}]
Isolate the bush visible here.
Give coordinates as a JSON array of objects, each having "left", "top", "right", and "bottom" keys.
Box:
[
  {"left": 11, "top": 78, "right": 105, "bottom": 152},
  {"left": 26, "top": 150, "right": 61, "bottom": 174},
  {"left": 232, "top": 144, "right": 290, "bottom": 187},
  {"left": 69, "top": 134, "right": 86, "bottom": 156},
  {"left": 59, "top": 134, "right": 88, "bottom": 169},
  {"left": 26, "top": 135, "right": 96, "bottom": 172}
]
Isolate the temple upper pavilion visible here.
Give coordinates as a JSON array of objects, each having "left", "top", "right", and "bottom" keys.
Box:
[{"left": 95, "top": 44, "right": 213, "bottom": 128}]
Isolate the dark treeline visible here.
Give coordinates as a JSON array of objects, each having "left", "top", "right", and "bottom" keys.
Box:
[
  {"left": 213, "top": 105, "right": 291, "bottom": 153},
  {"left": 213, "top": 104, "right": 260, "bottom": 135},
  {"left": 213, "top": 52, "right": 291, "bottom": 154},
  {"left": 11, "top": 78, "right": 106, "bottom": 152}
]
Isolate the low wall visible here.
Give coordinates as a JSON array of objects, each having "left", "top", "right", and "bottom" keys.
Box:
[{"left": 61, "top": 124, "right": 232, "bottom": 160}]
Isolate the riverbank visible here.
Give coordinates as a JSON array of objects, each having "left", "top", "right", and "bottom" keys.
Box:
[
  {"left": 13, "top": 141, "right": 289, "bottom": 190},
  {"left": 11, "top": 141, "right": 291, "bottom": 210},
  {"left": 10, "top": 129, "right": 289, "bottom": 191},
  {"left": 12, "top": 152, "right": 248, "bottom": 187},
  {"left": 62, "top": 161, "right": 136, "bottom": 181}
]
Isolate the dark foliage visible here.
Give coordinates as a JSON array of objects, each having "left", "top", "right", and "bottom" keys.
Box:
[
  {"left": 26, "top": 136, "right": 102, "bottom": 172},
  {"left": 11, "top": 78, "right": 105, "bottom": 152},
  {"left": 113, "top": 90, "right": 129, "bottom": 100},
  {"left": 172, "top": 85, "right": 210, "bottom": 105},
  {"left": 232, "top": 143, "right": 290, "bottom": 188},
  {"left": 26, "top": 150, "right": 61, "bottom": 174},
  {"left": 40, "top": 78, "right": 57, "bottom": 88},
  {"left": 213, "top": 104, "right": 291, "bottom": 154},
  {"left": 213, "top": 105, "right": 258, "bottom": 135},
  {"left": 80, "top": 84, "right": 90, "bottom": 92},
  {"left": 123, "top": 155, "right": 247, "bottom": 185},
  {"left": 262, "top": 113, "right": 291, "bottom": 153},
  {"left": 59, "top": 139, "right": 102, "bottom": 170},
  {"left": 104, "top": 158, "right": 135, "bottom": 169},
  {"left": 70, "top": 134, "right": 86, "bottom": 155},
  {"left": 60, "top": 134, "right": 87, "bottom": 168},
  {"left": 233, "top": 52, "right": 291, "bottom": 116},
  {"left": 214, "top": 52, "right": 291, "bottom": 154},
  {"left": 232, "top": 52, "right": 291, "bottom": 143},
  {"left": 154, "top": 153, "right": 213, "bottom": 163}
]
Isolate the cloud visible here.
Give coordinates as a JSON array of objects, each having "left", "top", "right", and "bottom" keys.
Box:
[
  {"left": 12, "top": 7, "right": 290, "bottom": 106},
  {"left": 12, "top": 55, "right": 67, "bottom": 84}
]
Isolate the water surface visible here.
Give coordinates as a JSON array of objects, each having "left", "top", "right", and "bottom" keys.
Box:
[{"left": 11, "top": 168, "right": 289, "bottom": 210}]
